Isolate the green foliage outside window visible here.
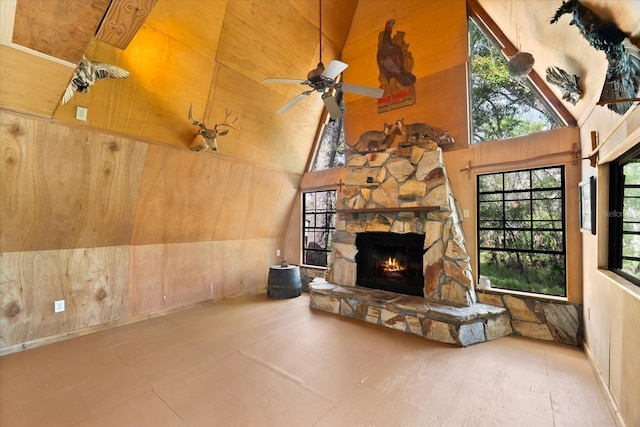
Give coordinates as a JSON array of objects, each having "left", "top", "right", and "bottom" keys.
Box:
[
  {"left": 610, "top": 149, "right": 640, "bottom": 285},
  {"left": 469, "top": 19, "right": 562, "bottom": 143},
  {"left": 478, "top": 167, "right": 566, "bottom": 296}
]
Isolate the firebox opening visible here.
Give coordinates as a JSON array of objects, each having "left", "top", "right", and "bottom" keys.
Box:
[{"left": 355, "top": 232, "right": 425, "bottom": 297}]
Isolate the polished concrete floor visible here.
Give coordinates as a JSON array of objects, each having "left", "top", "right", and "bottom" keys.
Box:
[{"left": 0, "top": 293, "right": 615, "bottom": 427}]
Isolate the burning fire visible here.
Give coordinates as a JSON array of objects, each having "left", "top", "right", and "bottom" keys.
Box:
[{"left": 381, "top": 256, "right": 405, "bottom": 272}]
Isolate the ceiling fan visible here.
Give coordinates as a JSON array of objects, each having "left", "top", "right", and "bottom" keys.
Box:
[{"left": 262, "top": 1, "right": 383, "bottom": 120}]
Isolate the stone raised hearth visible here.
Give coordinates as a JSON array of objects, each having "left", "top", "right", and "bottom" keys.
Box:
[{"left": 309, "top": 279, "right": 512, "bottom": 347}]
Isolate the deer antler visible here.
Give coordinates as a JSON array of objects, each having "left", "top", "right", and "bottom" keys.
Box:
[
  {"left": 188, "top": 104, "right": 207, "bottom": 131},
  {"left": 216, "top": 108, "right": 239, "bottom": 130}
]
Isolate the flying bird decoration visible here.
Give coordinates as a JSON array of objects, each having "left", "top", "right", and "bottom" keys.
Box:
[
  {"left": 377, "top": 19, "right": 416, "bottom": 93},
  {"left": 550, "top": 0, "right": 640, "bottom": 115},
  {"left": 61, "top": 56, "right": 130, "bottom": 105}
]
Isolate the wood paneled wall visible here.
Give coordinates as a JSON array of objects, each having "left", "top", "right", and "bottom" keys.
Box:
[
  {"left": 0, "top": 110, "right": 298, "bottom": 349},
  {"left": 341, "top": 0, "right": 470, "bottom": 149},
  {"left": 580, "top": 105, "right": 640, "bottom": 427}
]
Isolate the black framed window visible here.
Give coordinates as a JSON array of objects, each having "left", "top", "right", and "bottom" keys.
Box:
[
  {"left": 303, "top": 190, "right": 336, "bottom": 267},
  {"left": 608, "top": 143, "right": 640, "bottom": 286},
  {"left": 477, "top": 166, "right": 567, "bottom": 296}
]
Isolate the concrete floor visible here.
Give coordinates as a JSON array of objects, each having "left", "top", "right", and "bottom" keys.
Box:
[{"left": 0, "top": 293, "right": 615, "bottom": 426}]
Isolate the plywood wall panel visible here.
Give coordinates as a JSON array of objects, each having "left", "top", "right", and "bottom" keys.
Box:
[
  {"left": 343, "top": 0, "right": 467, "bottom": 93},
  {"left": 0, "top": 246, "right": 129, "bottom": 346},
  {"left": 144, "top": 0, "right": 227, "bottom": 58},
  {"left": 0, "top": 112, "right": 146, "bottom": 252},
  {"left": 128, "top": 242, "right": 213, "bottom": 317},
  {"left": 217, "top": 1, "right": 319, "bottom": 90},
  {"left": 12, "top": 0, "right": 109, "bottom": 63},
  {"left": 212, "top": 239, "right": 272, "bottom": 298},
  {"left": 343, "top": 63, "right": 469, "bottom": 148},
  {"left": 130, "top": 144, "right": 232, "bottom": 245},
  {"left": 0, "top": 45, "right": 73, "bottom": 116},
  {"left": 205, "top": 63, "right": 317, "bottom": 174}
]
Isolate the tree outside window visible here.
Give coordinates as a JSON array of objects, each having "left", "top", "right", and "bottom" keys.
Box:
[
  {"left": 477, "top": 166, "right": 567, "bottom": 296},
  {"left": 469, "top": 18, "right": 563, "bottom": 144},
  {"left": 303, "top": 190, "right": 337, "bottom": 267}
]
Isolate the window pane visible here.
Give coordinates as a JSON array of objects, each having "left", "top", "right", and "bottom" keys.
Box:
[
  {"left": 479, "top": 201, "right": 503, "bottom": 220},
  {"left": 532, "top": 168, "right": 562, "bottom": 188},
  {"left": 608, "top": 144, "right": 640, "bottom": 285},
  {"left": 312, "top": 116, "right": 345, "bottom": 171},
  {"left": 504, "top": 230, "right": 531, "bottom": 250},
  {"left": 468, "top": 19, "right": 563, "bottom": 144},
  {"left": 479, "top": 229, "right": 503, "bottom": 248},
  {"left": 302, "top": 190, "right": 337, "bottom": 267},
  {"left": 479, "top": 250, "right": 566, "bottom": 296},
  {"left": 477, "top": 167, "right": 566, "bottom": 295},
  {"left": 504, "top": 171, "right": 530, "bottom": 191},
  {"left": 479, "top": 174, "right": 503, "bottom": 192}
]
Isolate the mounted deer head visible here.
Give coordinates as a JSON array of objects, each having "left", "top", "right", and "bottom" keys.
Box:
[{"left": 188, "top": 105, "right": 239, "bottom": 151}]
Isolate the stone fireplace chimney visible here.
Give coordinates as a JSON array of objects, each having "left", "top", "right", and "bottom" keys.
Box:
[{"left": 327, "top": 140, "right": 476, "bottom": 307}]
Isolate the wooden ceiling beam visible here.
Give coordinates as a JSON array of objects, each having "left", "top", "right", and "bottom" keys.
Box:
[{"left": 95, "top": 0, "right": 157, "bottom": 50}]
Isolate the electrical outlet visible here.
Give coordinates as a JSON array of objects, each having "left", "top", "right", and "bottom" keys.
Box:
[
  {"left": 75, "top": 106, "right": 88, "bottom": 121},
  {"left": 276, "top": 249, "right": 281, "bottom": 256},
  {"left": 463, "top": 209, "right": 470, "bottom": 218},
  {"left": 163, "top": 295, "right": 167, "bottom": 301},
  {"left": 54, "top": 300, "right": 65, "bottom": 313}
]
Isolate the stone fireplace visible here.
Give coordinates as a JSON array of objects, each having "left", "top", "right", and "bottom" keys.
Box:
[
  {"left": 309, "top": 139, "right": 513, "bottom": 347},
  {"left": 327, "top": 140, "right": 476, "bottom": 307}
]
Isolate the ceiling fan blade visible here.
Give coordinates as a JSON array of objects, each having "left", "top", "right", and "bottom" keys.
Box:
[
  {"left": 341, "top": 83, "right": 384, "bottom": 99},
  {"left": 322, "top": 60, "right": 348, "bottom": 80},
  {"left": 322, "top": 93, "right": 342, "bottom": 120},
  {"left": 263, "top": 78, "right": 306, "bottom": 85},
  {"left": 275, "top": 91, "right": 312, "bottom": 114}
]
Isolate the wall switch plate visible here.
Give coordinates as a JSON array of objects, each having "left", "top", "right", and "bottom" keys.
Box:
[
  {"left": 463, "top": 209, "right": 470, "bottom": 218},
  {"left": 276, "top": 249, "right": 281, "bottom": 256},
  {"left": 54, "top": 300, "right": 65, "bottom": 313},
  {"left": 75, "top": 106, "right": 88, "bottom": 121}
]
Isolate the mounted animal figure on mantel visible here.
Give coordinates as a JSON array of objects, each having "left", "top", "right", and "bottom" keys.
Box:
[
  {"left": 348, "top": 122, "right": 400, "bottom": 153},
  {"left": 395, "top": 119, "right": 455, "bottom": 147}
]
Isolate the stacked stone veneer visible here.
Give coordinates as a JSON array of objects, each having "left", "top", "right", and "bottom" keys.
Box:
[
  {"left": 327, "top": 140, "right": 475, "bottom": 307},
  {"left": 477, "top": 290, "right": 582, "bottom": 346}
]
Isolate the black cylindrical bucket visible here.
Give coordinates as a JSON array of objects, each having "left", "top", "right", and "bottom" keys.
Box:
[{"left": 267, "top": 265, "right": 301, "bottom": 299}]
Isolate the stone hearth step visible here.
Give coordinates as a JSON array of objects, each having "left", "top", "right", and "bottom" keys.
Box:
[{"left": 309, "top": 278, "right": 512, "bottom": 347}]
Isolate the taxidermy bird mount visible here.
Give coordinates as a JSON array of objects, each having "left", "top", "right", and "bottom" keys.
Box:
[
  {"left": 61, "top": 56, "right": 129, "bottom": 105},
  {"left": 188, "top": 105, "right": 239, "bottom": 152},
  {"left": 550, "top": 0, "right": 640, "bottom": 115},
  {"left": 262, "top": 0, "right": 383, "bottom": 120},
  {"left": 377, "top": 19, "right": 416, "bottom": 93},
  {"left": 546, "top": 66, "right": 582, "bottom": 105}
]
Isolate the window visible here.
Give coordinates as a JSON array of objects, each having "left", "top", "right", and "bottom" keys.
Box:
[
  {"left": 311, "top": 94, "right": 345, "bottom": 171},
  {"left": 303, "top": 190, "right": 337, "bottom": 267},
  {"left": 609, "top": 143, "right": 640, "bottom": 286},
  {"left": 477, "top": 166, "right": 567, "bottom": 296},
  {"left": 468, "top": 17, "right": 563, "bottom": 143}
]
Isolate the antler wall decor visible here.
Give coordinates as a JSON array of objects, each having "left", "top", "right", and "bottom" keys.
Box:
[{"left": 188, "top": 105, "right": 239, "bottom": 152}]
